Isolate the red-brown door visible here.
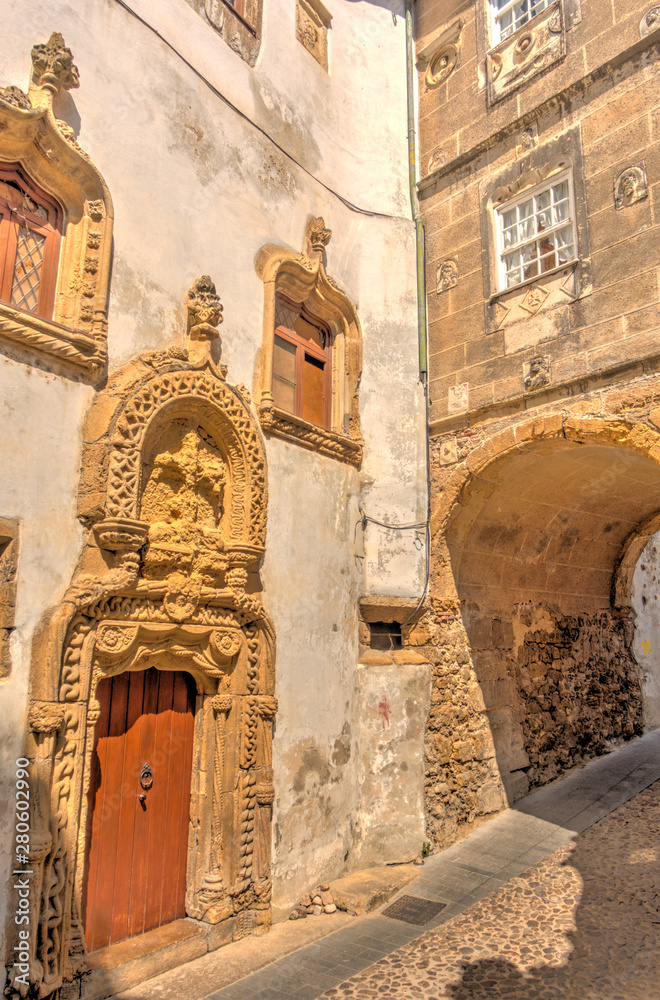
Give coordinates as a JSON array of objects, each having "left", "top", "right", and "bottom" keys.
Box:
[{"left": 84, "top": 668, "right": 196, "bottom": 952}]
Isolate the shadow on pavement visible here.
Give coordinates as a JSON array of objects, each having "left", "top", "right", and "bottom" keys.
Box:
[{"left": 445, "top": 782, "right": 660, "bottom": 999}]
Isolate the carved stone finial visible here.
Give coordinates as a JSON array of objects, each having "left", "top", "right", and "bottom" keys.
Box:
[
  {"left": 186, "top": 275, "right": 223, "bottom": 365},
  {"left": 187, "top": 275, "right": 223, "bottom": 331},
  {"left": 31, "top": 33, "right": 80, "bottom": 97},
  {"left": 304, "top": 216, "right": 332, "bottom": 260}
]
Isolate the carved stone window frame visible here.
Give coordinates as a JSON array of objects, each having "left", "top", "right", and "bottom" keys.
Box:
[
  {"left": 254, "top": 225, "right": 364, "bottom": 468},
  {"left": 0, "top": 35, "right": 113, "bottom": 376},
  {"left": 480, "top": 124, "right": 591, "bottom": 333},
  {"left": 474, "top": 0, "right": 581, "bottom": 104},
  {"left": 197, "top": 0, "right": 264, "bottom": 66}
]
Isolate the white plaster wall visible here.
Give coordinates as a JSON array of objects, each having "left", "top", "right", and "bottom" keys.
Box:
[
  {"left": 0, "top": 0, "right": 426, "bottom": 943},
  {"left": 0, "top": 357, "right": 92, "bottom": 976},
  {"left": 631, "top": 533, "right": 660, "bottom": 730}
]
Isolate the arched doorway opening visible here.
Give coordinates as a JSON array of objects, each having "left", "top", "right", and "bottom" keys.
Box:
[{"left": 442, "top": 432, "right": 660, "bottom": 805}]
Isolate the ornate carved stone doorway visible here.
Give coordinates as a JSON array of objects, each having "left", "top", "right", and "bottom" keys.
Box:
[{"left": 11, "top": 278, "right": 276, "bottom": 999}]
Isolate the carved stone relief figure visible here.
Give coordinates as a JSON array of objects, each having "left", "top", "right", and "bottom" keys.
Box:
[
  {"left": 640, "top": 6, "right": 660, "bottom": 36},
  {"left": 524, "top": 356, "right": 551, "bottom": 391},
  {"left": 614, "top": 165, "right": 648, "bottom": 210},
  {"left": 437, "top": 259, "right": 459, "bottom": 293}
]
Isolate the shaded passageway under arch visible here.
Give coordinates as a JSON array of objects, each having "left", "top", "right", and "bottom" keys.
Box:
[{"left": 444, "top": 432, "right": 660, "bottom": 803}]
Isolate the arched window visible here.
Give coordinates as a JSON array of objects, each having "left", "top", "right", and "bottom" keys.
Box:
[
  {"left": 0, "top": 163, "right": 62, "bottom": 320},
  {"left": 255, "top": 219, "right": 363, "bottom": 467}
]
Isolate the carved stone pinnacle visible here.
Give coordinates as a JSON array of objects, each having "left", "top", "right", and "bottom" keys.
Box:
[
  {"left": 304, "top": 216, "right": 332, "bottom": 260},
  {"left": 31, "top": 33, "right": 80, "bottom": 96},
  {"left": 186, "top": 275, "right": 223, "bottom": 366},
  {"left": 187, "top": 275, "right": 223, "bottom": 332}
]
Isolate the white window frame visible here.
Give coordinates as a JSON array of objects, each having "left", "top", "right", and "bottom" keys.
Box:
[
  {"left": 491, "top": 0, "right": 553, "bottom": 43},
  {"left": 495, "top": 170, "right": 577, "bottom": 292}
]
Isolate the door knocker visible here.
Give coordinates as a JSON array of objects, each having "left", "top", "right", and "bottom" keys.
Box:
[{"left": 140, "top": 762, "right": 153, "bottom": 790}]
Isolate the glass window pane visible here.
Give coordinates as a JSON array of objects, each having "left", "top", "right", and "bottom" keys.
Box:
[
  {"left": 302, "top": 354, "right": 325, "bottom": 426},
  {"left": 272, "top": 375, "right": 295, "bottom": 413},
  {"left": 273, "top": 334, "right": 297, "bottom": 382},
  {"left": 294, "top": 314, "right": 324, "bottom": 349},
  {"left": 274, "top": 297, "right": 301, "bottom": 333}
]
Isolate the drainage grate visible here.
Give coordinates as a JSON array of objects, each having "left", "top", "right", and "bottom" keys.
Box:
[{"left": 381, "top": 894, "right": 447, "bottom": 925}]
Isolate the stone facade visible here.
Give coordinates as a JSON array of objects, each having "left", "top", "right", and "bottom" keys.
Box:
[{"left": 414, "top": 0, "right": 660, "bottom": 850}]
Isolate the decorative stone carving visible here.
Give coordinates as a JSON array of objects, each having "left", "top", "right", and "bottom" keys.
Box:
[
  {"left": 304, "top": 216, "right": 332, "bottom": 259},
  {"left": 186, "top": 275, "right": 224, "bottom": 367},
  {"left": 437, "top": 259, "right": 458, "bottom": 294},
  {"left": 427, "top": 149, "right": 445, "bottom": 175},
  {"left": 614, "top": 165, "right": 648, "bottom": 210},
  {"left": 0, "top": 517, "right": 19, "bottom": 679},
  {"left": 448, "top": 383, "right": 469, "bottom": 414},
  {"left": 427, "top": 44, "right": 459, "bottom": 86},
  {"left": 254, "top": 222, "right": 363, "bottom": 466},
  {"left": 28, "top": 701, "right": 65, "bottom": 734},
  {"left": 524, "top": 356, "right": 551, "bottom": 392},
  {"left": 520, "top": 284, "right": 550, "bottom": 315},
  {"left": 30, "top": 32, "right": 79, "bottom": 98},
  {"left": 0, "top": 36, "right": 112, "bottom": 375},
  {"left": 416, "top": 19, "right": 464, "bottom": 89},
  {"left": 21, "top": 285, "right": 276, "bottom": 998},
  {"left": 516, "top": 124, "right": 538, "bottom": 157},
  {"left": 0, "top": 86, "right": 31, "bottom": 110},
  {"left": 487, "top": 1, "right": 565, "bottom": 104},
  {"left": 640, "top": 6, "right": 660, "bottom": 36},
  {"left": 296, "top": 0, "right": 332, "bottom": 70},
  {"left": 548, "top": 7, "right": 563, "bottom": 32}
]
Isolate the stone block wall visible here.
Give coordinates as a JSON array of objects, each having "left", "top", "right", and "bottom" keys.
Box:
[{"left": 415, "top": 0, "right": 660, "bottom": 426}]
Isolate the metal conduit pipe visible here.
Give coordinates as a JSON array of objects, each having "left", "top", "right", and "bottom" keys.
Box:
[
  {"left": 405, "top": 0, "right": 428, "bottom": 377},
  {"left": 403, "top": 0, "right": 432, "bottom": 626}
]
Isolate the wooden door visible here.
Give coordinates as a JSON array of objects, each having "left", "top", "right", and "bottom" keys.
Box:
[{"left": 84, "top": 668, "right": 196, "bottom": 952}]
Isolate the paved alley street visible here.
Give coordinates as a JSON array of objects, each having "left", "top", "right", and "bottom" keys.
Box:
[{"left": 112, "top": 729, "right": 660, "bottom": 1000}]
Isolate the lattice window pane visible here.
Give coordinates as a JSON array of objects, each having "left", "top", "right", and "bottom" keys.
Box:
[
  {"left": 274, "top": 298, "right": 301, "bottom": 332},
  {"left": 11, "top": 225, "right": 45, "bottom": 313}
]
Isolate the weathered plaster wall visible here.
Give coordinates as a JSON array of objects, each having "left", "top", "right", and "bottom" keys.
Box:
[
  {"left": 352, "top": 661, "right": 432, "bottom": 869},
  {"left": 0, "top": 357, "right": 92, "bottom": 961},
  {"left": 0, "top": 0, "right": 425, "bottom": 956},
  {"left": 631, "top": 534, "right": 660, "bottom": 730}
]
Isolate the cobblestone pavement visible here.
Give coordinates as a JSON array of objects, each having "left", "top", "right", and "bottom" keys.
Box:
[
  {"left": 202, "top": 729, "right": 660, "bottom": 1000},
  {"left": 321, "top": 780, "right": 660, "bottom": 1000}
]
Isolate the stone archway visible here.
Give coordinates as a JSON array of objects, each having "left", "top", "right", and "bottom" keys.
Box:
[
  {"left": 12, "top": 279, "right": 276, "bottom": 1000},
  {"left": 423, "top": 412, "right": 660, "bottom": 847}
]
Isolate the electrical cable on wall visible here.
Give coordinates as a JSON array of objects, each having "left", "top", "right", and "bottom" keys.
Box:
[{"left": 112, "top": 0, "right": 407, "bottom": 222}]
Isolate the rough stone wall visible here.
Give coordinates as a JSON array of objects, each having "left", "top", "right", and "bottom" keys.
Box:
[
  {"left": 513, "top": 608, "right": 644, "bottom": 788},
  {"left": 415, "top": 596, "right": 645, "bottom": 851},
  {"left": 409, "top": 599, "right": 507, "bottom": 849}
]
